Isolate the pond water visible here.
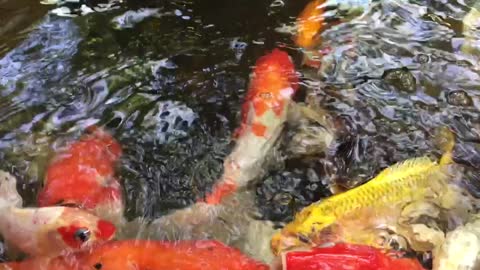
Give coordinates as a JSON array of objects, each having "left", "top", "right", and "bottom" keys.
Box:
[{"left": 1, "top": 0, "right": 480, "bottom": 266}]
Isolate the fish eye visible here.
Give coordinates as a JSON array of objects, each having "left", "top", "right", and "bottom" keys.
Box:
[
  {"left": 74, "top": 228, "right": 91, "bottom": 242},
  {"left": 298, "top": 234, "right": 311, "bottom": 244}
]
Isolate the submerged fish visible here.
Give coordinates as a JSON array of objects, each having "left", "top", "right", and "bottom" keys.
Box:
[
  {"left": 0, "top": 240, "right": 269, "bottom": 270},
  {"left": 433, "top": 214, "right": 480, "bottom": 270},
  {"left": 122, "top": 49, "right": 300, "bottom": 259},
  {"left": 296, "top": 0, "right": 326, "bottom": 50},
  {"left": 281, "top": 243, "right": 425, "bottom": 270},
  {"left": 295, "top": 0, "right": 371, "bottom": 67},
  {"left": 271, "top": 128, "right": 461, "bottom": 254},
  {"left": 37, "top": 126, "right": 124, "bottom": 225},
  {"left": 0, "top": 171, "right": 116, "bottom": 257},
  {"left": 202, "top": 48, "right": 299, "bottom": 204}
]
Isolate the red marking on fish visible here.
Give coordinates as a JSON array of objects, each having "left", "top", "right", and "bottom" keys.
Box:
[
  {"left": 284, "top": 243, "right": 426, "bottom": 270},
  {"left": 95, "top": 220, "right": 116, "bottom": 240}
]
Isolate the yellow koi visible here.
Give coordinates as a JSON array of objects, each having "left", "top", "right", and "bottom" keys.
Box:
[{"left": 271, "top": 128, "right": 457, "bottom": 255}]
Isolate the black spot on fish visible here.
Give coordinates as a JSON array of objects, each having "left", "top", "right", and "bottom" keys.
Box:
[{"left": 93, "top": 262, "right": 102, "bottom": 269}]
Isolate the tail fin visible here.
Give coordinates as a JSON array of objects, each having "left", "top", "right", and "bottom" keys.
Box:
[
  {"left": 433, "top": 126, "right": 456, "bottom": 165},
  {"left": 0, "top": 171, "right": 22, "bottom": 209}
]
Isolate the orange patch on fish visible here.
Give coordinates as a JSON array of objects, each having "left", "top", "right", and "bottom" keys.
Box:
[
  {"left": 296, "top": 0, "right": 326, "bottom": 49},
  {"left": 284, "top": 243, "right": 426, "bottom": 270},
  {"left": 251, "top": 122, "right": 267, "bottom": 137},
  {"left": 38, "top": 126, "right": 123, "bottom": 211},
  {"left": 203, "top": 181, "right": 238, "bottom": 205}
]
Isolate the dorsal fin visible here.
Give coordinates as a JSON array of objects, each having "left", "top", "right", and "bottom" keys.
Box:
[{"left": 369, "top": 157, "right": 437, "bottom": 183}]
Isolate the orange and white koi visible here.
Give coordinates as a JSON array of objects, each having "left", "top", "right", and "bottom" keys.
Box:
[
  {"left": 37, "top": 126, "right": 124, "bottom": 225},
  {"left": 202, "top": 48, "right": 299, "bottom": 204},
  {"left": 0, "top": 171, "right": 116, "bottom": 257}
]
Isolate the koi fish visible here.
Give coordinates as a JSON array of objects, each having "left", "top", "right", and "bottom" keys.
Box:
[
  {"left": 433, "top": 214, "right": 480, "bottom": 270},
  {"left": 281, "top": 243, "right": 425, "bottom": 270},
  {"left": 202, "top": 48, "right": 299, "bottom": 205},
  {"left": 295, "top": 0, "right": 371, "bottom": 68},
  {"left": 296, "top": 0, "right": 326, "bottom": 50},
  {"left": 37, "top": 126, "right": 124, "bottom": 225},
  {"left": 271, "top": 128, "right": 461, "bottom": 255},
  {"left": 126, "top": 49, "right": 299, "bottom": 254},
  {"left": 0, "top": 171, "right": 116, "bottom": 257},
  {"left": 0, "top": 240, "right": 269, "bottom": 270}
]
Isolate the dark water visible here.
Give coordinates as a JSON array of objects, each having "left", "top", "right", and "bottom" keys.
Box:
[{"left": 1, "top": 0, "right": 480, "bottom": 247}]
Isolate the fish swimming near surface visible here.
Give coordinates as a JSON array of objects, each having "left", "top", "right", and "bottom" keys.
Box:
[
  {"left": 296, "top": 0, "right": 326, "bottom": 50},
  {"left": 37, "top": 126, "right": 124, "bottom": 225},
  {"left": 202, "top": 48, "right": 299, "bottom": 205},
  {"left": 281, "top": 242, "right": 425, "bottom": 270},
  {"left": 119, "top": 49, "right": 300, "bottom": 258},
  {"left": 271, "top": 128, "right": 469, "bottom": 255},
  {"left": 0, "top": 239, "right": 269, "bottom": 270},
  {"left": 0, "top": 171, "right": 116, "bottom": 258}
]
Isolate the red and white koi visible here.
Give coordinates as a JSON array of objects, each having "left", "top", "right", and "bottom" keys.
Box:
[{"left": 0, "top": 171, "right": 116, "bottom": 257}]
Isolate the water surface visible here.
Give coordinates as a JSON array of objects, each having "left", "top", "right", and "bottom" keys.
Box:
[{"left": 1, "top": 0, "right": 480, "bottom": 264}]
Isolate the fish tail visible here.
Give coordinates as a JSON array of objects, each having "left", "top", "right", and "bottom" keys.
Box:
[
  {"left": 434, "top": 126, "right": 456, "bottom": 165},
  {"left": 0, "top": 171, "right": 22, "bottom": 209}
]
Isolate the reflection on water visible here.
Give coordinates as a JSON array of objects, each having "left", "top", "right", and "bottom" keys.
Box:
[
  {"left": 0, "top": 0, "right": 49, "bottom": 56},
  {"left": 1, "top": 0, "right": 480, "bottom": 266}
]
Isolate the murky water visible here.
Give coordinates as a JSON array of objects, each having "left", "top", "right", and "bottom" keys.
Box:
[{"left": 1, "top": 0, "right": 480, "bottom": 265}]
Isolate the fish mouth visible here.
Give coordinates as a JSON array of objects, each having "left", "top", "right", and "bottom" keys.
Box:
[{"left": 271, "top": 232, "right": 312, "bottom": 256}]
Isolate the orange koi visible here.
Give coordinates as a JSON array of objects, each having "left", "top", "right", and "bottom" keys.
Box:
[
  {"left": 0, "top": 240, "right": 269, "bottom": 270},
  {"left": 0, "top": 171, "right": 116, "bottom": 257},
  {"left": 37, "top": 126, "right": 124, "bottom": 224},
  {"left": 203, "top": 48, "right": 299, "bottom": 204},
  {"left": 296, "top": 0, "right": 326, "bottom": 49}
]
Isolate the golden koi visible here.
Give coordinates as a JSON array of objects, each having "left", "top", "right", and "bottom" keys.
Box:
[{"left": 271, "top": 128, "right": 459, "bottom": 255}]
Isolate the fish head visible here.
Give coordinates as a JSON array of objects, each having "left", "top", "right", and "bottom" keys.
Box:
[
  {"left": 270, "top": 207, "right": 338, "bottom": 255},
  {"left": 234, "top": 49, "right": 298, "bottom": 139},
  {"left": 245, "top": 49, "right": 299, "bottom": 115},
  {"left": 54, "top": 207, "right": 116, "bottom": 251}
]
